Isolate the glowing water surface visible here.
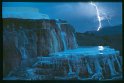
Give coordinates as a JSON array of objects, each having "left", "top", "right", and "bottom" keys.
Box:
[{"left": 50, "top": 46, "right": 118, "bottom": 57}]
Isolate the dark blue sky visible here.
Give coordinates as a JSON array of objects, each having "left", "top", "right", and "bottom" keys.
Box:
[{"left": 2, "top": 2, "right": 122, "bottom": 32}]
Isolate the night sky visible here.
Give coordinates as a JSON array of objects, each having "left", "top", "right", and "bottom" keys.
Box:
[{"left": 2, "top": 2, "right": 122, "bottom": 32}]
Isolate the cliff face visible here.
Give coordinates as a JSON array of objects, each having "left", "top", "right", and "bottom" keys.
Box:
[{"left": 3, "top": 18, "right": 78, "bottom": 76}]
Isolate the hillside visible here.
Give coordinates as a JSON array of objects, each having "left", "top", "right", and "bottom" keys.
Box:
[{"left": 76, "top": 24, "right": 122, "bottom": 55}]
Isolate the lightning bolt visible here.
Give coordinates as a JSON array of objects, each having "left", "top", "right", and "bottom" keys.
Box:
[{"left": 90, "top": 2, "right": 102, "bottom": 31}]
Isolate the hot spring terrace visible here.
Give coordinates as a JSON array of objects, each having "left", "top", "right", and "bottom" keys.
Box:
[
  {"left": 3, "top": 19, "right": 122, "bottom": 80},
  {"left": 3, "top": 46, "right": 122, "bottom": 80},
  {"left": 30, "top": 46, "right": 122, "bottom": 80}
]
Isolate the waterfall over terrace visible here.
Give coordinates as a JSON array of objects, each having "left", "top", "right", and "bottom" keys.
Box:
[{"left": 3, "top": 18, "right": 122, "bottom": 80}]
